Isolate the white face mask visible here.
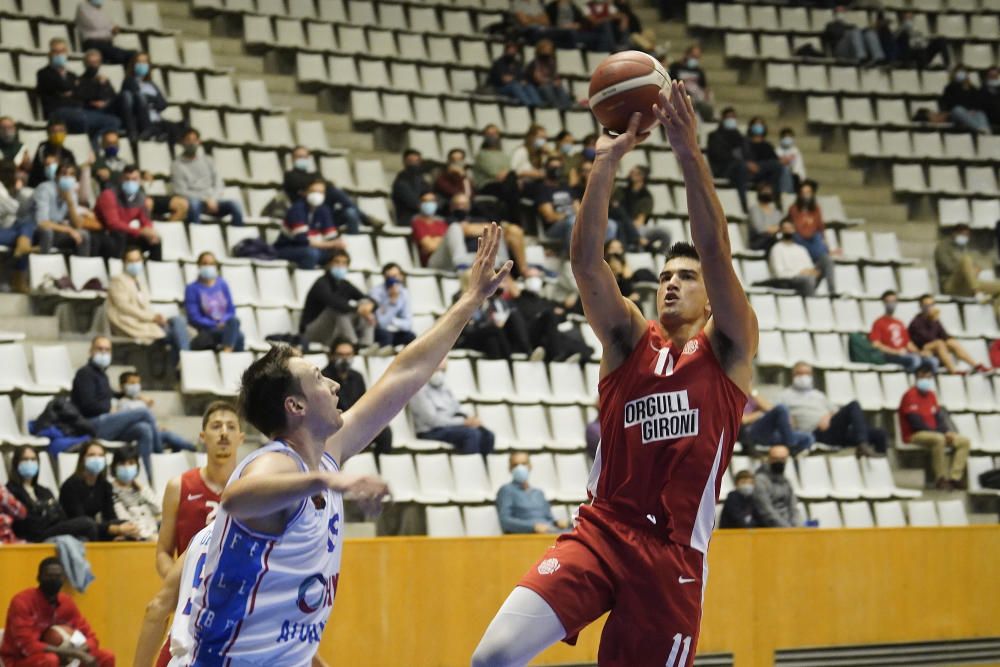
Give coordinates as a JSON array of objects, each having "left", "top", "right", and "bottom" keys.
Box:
[
  {"left": 307, "top": 191, "right": 325, "bottom": 208},
  {"left": 123, "top": 382, "right": 141, "bottom": 398},
  {"left": 955, "top": 234, "right": 969, "bottom": 246},
  {"left": 524, "top": 276, "right": 543, "bottom": 293},
  {"left": 737, "top": 484, "right": 754, "bottom": 497},
  {"left": 428, "top": 370, "right": 446, "bottom": 388},
  {"left": 792, "top": 374, "right": 813, "bottom": 391}
]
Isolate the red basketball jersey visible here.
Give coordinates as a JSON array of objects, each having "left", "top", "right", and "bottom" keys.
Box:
[
  {"left": 174, "top": 468, "right": 221, "bottom": 556},
  {"left": 590, "top": 321, "right": 746, "bottom": 552}
]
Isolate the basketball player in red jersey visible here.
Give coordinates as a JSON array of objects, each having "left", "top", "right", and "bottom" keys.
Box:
[
  {"left": 473, "top": 81, "right": 758, "bottom": 667},
  {"left": 156, "top": 401, "right": 243, "bottom": 578}
]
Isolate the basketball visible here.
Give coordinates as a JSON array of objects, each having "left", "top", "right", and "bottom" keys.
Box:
[
  {"left": 588, "top": 51, "right": 671, "bottom": 135},
  {"left": 41, "top": 625, "right": 73, "bottom": 647}
]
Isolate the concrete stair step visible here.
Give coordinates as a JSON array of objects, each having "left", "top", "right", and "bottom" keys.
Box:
[
  {"left": 724, "top": 100, "right": 780, "bottom": 119},
  {"left": 271, "top": 91, "right": 319, "bottom": 112},
  {"left": 253, "top": 72, "right": 300, "bottom": 95},
  {"left": 158, "top": 415, "right": 205, "bottom": 442},
  {"left": 291, "top": 109, "right": 353, "bottom": 132},
  {"left": 157, "top": 0, "right": 193, "bottom": 20},
  {"left": 212, "top": 52, "right": 266, "bottom": 74},
  {"left": 836, "top": 185, "right": 895, "bottom": 204},
  {"left": 5, "top": 315, "right": 59, "bottom": 340},
  {"left": 808, "top": 166, "right": 865, "bottom": 187},
  {"left": 144, "top": 391, "right": 187, "bottom": 422},
  {"left": 713, "top": 84, "right": 770, "bottom": 103},
  {"left": 806, "top": 152, "right": 850, "bottom": 170},
  {"left": 0, "top": 294, "right": 31, "bottom": 316},
  {"left": 162, "top": 16, "right": 211, "bottom": 39},
  {"left": 844, "top": 202, "right": 910, "bottom": 223},
  {"left": 210, "top": 36, "right": 247, "bottom": 57}
]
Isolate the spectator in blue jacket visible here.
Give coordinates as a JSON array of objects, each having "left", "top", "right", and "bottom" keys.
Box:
[
  {"left": 275, "top": 178, "right": 346, "bottom": 269},
  {"left": 369, "top": 263, "right": 416, "bottom": 349},
  {"left": 496, "top": 452, "right": 568, "bottom": 534},
  {"left": 184, "top": 251, "right": 244, "bottom": 352}
]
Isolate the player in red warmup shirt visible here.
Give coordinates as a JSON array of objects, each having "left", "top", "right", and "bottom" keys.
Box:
[{"left": 473, "top": 82, "right": 759, "bottom": 667}]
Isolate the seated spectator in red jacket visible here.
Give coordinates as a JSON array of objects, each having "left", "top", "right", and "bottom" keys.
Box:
[
  {"left": 411, "top": 191, "right": 449, "bottom": 267},
  {"left": 907, "top": 293, "right": 986, "bottom": 374},
  {"left": 0, "top": 557, "right": 115, "bottom": 667},
  {"left": 0, "top": 484, "right": 26, "bottom": 544},
  {"left": 869, "top": 290, "right": 939, "bottom": 373},
  {"left": 94, "top": 164, "right": 162, "bottom": 260}
]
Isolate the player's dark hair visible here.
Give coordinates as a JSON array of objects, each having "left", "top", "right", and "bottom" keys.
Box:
[
  {"left": 663, "top": 242, "right": 700, "bottom": 264},
  {"left": 38, "top": 556, "right": 62, "bottom": 576},
  {"left": 202, "top": 400, "right": 239, "bottom": 430},
  {"left": 881, "top": 290, "right": 897, "bottom": 300},
  {"left": 238, "top": 344, "right": 302, "bottom": 438}
]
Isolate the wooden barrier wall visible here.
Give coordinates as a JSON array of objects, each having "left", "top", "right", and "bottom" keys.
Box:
[{"left": 0, "top": 526, "right": 998, "bottom": 666}]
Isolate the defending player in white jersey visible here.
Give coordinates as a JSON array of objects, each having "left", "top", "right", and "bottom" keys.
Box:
[{"left": 181, "top": 225, "right": 511, "bottom": 665}]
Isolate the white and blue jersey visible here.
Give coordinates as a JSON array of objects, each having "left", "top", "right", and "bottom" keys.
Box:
[
  {"left": 168, "top": 525, "right": 213, "bottom": 666},
  {"left": 187, "top": 441, "right": 344, "bottom": 666}
]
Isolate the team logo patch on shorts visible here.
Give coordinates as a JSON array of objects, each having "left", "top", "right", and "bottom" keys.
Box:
[{"left": 537, "top": 558, "right": 560, "bottom": 575}]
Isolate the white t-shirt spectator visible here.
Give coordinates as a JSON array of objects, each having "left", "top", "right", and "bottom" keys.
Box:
[
  {"left": 770, "top": 239, "right": 814, "bottom": 279},
  {"left": 776, "top": 143, "right": 806, "bottom": 181}
]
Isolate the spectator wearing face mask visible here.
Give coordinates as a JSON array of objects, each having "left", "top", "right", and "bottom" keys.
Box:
[
  {"left": 369, "top": 264, "right": 417, "bottom": 349},
  {"left": 95, "top": 164, "right": 162, "bottom": 260},
  {"left": 72, "top": 336, "right": 161, "bottom": 481},
  {"left": 411, "top": 191, "right": 451, "bottom": 267},
  {"left": 935, "top": 224, "right": 1000, "bottom": 310},
  {"left": 0, "top": 160, "right": 35, "bottom": 292},
  {"left": 706, "top": 108, "right": 752, "bottom": 210},
  {"left": 510, "top": 125, "right": 551, "bottom": 186},
  {"left": 740, "top": 390, "right": 813, "bottom": 457},
  {"left": 108, "top": 445, "right": 160, "bottom": 541},
  {"left": 768, "top": 219, "right": 822, "bottom": 297},
  {"left": 107, "top": 246, "right": 189, "bottom": 365},
  {"left": 719, "top": 470, "right": 761, "bottom": 529},
  {"left": 282, "top": 146, "right": 367, "bottom": 232},
  {"left": 752, "top": 446, "right": 801, "bottom": 528},
  {"left": 821, "top": 4, "right": 885, "bottom": 64},
  {"left": 429, "top": 193, "right": 520, "bottom": 273},
  {"left": 489, "top": 40, "right": 543, "bottom": 107},
  {"left": 184, "top": 252, "right": 244, "bottom": 352},
  {"left": 392, "top": 148, "right": 430, "bottom": 226},
  {"left": 410, "top": 359, "right": 495, "bottom": 455},
  {"left": 982, "top": 66, "right": 1000, "bottom": 128},
  {"left": 667, "top": 44, "right": 714, "bottom": 120},
  {"left": 121, "top": 52, "right": 186, "bottom": 148},
  {"left": 775, "top": 128, "right": 806, "bottom": 189},
  {"left": 434, "top": 148, "right": 475, "bottom": 201},
  {"left": 116, "top": 371, "right": 195, "bottom": 452},
  {"left": 76, "top": 49, "right": 118, "bottom": 127},
  {"left": 535, "top": 156, "right": 581, "bottom": 252},
  {"left": 496, "top": 452, "right": 568, "bottom": 533},
  {"left": 321, "top": 339, "right": 392, "bottom": 455},
  {"left": 780, "top": 362, "right": 887, "bottom": 457},
  {"left": 300, "top": 249, "right": 376, "bottom": 348},
  {"left": 787, "top": 180, "right": 837, "bottom": 295},
  {"left": 526, "top": 39, "right": 573, "bottom": 109},
  {"left": 458, "top": 285, "right": 536, "bottom": 360},
  {"left": 747, "top": 183, "right": 782, "bottom": 252},
  {"left": 899, "top": 363, "right": 971, "bottom": 491},
  {"left": 908, "top": 294, "right": 986, "bottom": 374},
  {"left": 565, "top": 133, "right": 597, "bottom": 182},
  {"left": 28, "top": 120, "right": 77, "bottom": 188},
  {"left": 508, "top": 270, "right": 593, "bottom": 363},
  {"left": 28, "top": 162, "right": 92, "bottom": 257},
  {"left": 746, "top": 117, "right": 793, "bottom": 196},
  {"left": 60, "top": 441, "right": 140, "bottom": 541},
  {"left": 612, "top": 166, "right": 671, "bottom": 252},
  {"left": 91, "top": 129, "right": 127, "bottom": 190},
  {"left": 0, "top": 116, "right": 32, "bottom": 173},
  {"left": 276, "top": 178, "right": 346, "bottom": 269},
  {"left": 940, "top": 65, "right": 993, "bottom": 135},
  {"left": 869, "top": 290, "right": 939, "bottom": 374},
  {"left": 894, "top": 11, "right": 951, "bottom": 69},
  {"left": 6, "top": 448, "right": 99, "bottom": 543},
  {"left": 171, "top": 128, "right": 244, "bottom": 226}
]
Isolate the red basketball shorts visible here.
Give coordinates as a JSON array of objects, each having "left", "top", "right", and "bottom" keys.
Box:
[{"left": 517, "top": 505, "right": 706, "bottom": 667}]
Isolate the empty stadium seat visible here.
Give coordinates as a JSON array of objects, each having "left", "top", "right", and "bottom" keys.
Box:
[{"left": 425, "top": 505, "right": 464, "bottom": 537}]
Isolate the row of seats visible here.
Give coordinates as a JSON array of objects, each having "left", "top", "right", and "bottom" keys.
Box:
[
  {"left": 194, "top": 0, "right": 508, "bottom": 24},
  {"left": 937, "top": 197, "right": 1000, "bottom": 227},
  {"left": 768, "top": 63, "right": 967, "bottom": 99},
  {"left": 690, "top": 2, "right": 1000, "bottom": 37},
  {"left": 845, "top": 128, "right": 999, "bottom": 164},
  {"left": 892, "top": 164, "right": 1000, "bottom": 196},
  {"left": 804, "top": 498, "right": 969, "bottom": 529}
]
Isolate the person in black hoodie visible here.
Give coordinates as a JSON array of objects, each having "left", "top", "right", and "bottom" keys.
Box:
[
  {"left": 706, "top": 107, "right": 752, "bottom": 211},
  {"left": 939, "top": 64, "right": 992, "bottom": 134},
  {"left": 488, "top": 40, "right": 543, "bottom": 107},
  {"left": 76, "top": 50, "right": 119, "bottom": 127},
  {"left": 6, "top": 447, "right": 98, "bottom": 542},
  {"left": 982, "top": 66, "right": 1000, "bottom": 128},
  {"left": 321, "top": 339, "right": 392, "bottom": 455},
  {"left": 59, "top": 441, "right": 139, "bottom": 541},
  {"left": 282, "top": 145, "right": 367, "bottom": 232},
  {"left": 746, "top": 117, "right": 793, "bottom": 197},
  {"left": 391, "top": 149, "right": 431, "bottom": 226},
  {"left": 719, "top": 470, "right": 761, "bottom": 529},
  {"left": 36, "top": 38, "right": 120, "bottom": 146},
  {"left": 300, "top": 250, "right": 376, "bottom": 348}
]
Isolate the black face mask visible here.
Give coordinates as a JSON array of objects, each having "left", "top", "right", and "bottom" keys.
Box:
[
  {"left": 482, "top": 135, "right": 500, "bottom": 147},
  {"left": 334, "top": 358, "right": 351, "bottom": 374},
  {"left": 545, "top": 167, "right": 561, "bottom": 180},
  {"left": 84, "top": 66, "right": 99, "bottom": 77},
  {"left": 405, "top": 163, "right": 422, "bottom": 173},
  {"left": 39, "top": 578, "right": 62, "bottom": 598},
  {"left": 451, "top": 208, "right": 469, "bottom": 219},
  {"left": 758, "top": 193, "right": 773, "bottom": 203},
  {"left": 770, "top": 461, "right": 786, "bottom": 475},
  {"left": 606, "top": 252, "right": 625, "bottom": 263}
]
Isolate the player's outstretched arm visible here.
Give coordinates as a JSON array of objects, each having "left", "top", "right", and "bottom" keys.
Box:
[
  {"left": 134, "top": 551, "right": 184, "bottom": 667},
  {"left": 570, "top": 113, "right": 650, "bottom": 375},
  {"left": 326, "top": 223, "right": 512, "bottom": 464},
  {"left": 653, "top": 82, "right": 758, "bottom": 386}
]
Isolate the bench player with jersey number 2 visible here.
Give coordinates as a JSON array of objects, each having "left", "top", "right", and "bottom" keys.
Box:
[{"left": 473, "top": 81, "right": 759, "bottom": 667}]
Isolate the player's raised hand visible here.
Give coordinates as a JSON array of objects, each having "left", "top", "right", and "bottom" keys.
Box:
[
  {"left": 465, "top": 222, "right": 513, "bottom": 301},
  {"left": 595, "top": 112, "right": 650, "bottom": 164},
  {"left": 653, "top": 81, "right": 699, "bottom": 160}
]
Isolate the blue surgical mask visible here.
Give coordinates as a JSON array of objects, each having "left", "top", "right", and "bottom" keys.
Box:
[
  {"left": 90, "top": 0, "right": 104, "bottom": 6},
  {"left": 511, "top": 464, "right": 530, "bottom": 484},
  {"left": 198, "top": 265, "right": 218, "bottom": 281},
  {"left": 294, "top": 157, "right": 313, "bottom": 171},
  {"left": 84, "top": 456, "right": 106, "bottom": 475},
  {"left": 57, "top": 176, "right": 76, "bottom": 192},
  {"left": 134, "top": 62, "right": 150, "bottom": 78},
  {"left": 45, "top": 162, "right": 58, "bottom": 181},
  {"left": 420, "top": 201, "right": 438, "bottom": 216},
  {"left": 955, "top": 70, "right": 967, "bottom": 83},
  {"left": 560, "top": 143, "right": 574, "bottom": 155},
  {"left": 123, "top": 382, "right": 141, "bottom": 398},
  {"left": 121, "top": 180, "right": 141, "bottom": 198},
  {"left": 114, "top": 464, "right": 138, "bottom": 484},
  {"left": 582, "top": 147, "right": 596, "bottom": 161},
  {"left": 92, "top": 352, "right": 111, "bottom": 368},
  {"left": 686, "top": 57, "right": 699, "bottom": 69},
  {"left": 51, "top": 54, "right": 67, "bottom": 69},
  {"left": 916, "top": 378, "right": 935, "bottom": 393},
  {"left": 723, "top": 118, "right": 738, "bottom": 130},
  {"left": 780, "top": 136, "right": 794, "bottom": 148},
  {"left": 125, "top": 261, "right": 143, "bottom": 277},
  {"left": 750, "top": 123, "right": 765, "bottom": 136},
  {"left": 330, "top": 267, "right": 348, "bottom": 280},
  {"left": 17, "top": 460, "right": 39, "bottom": 480},
  {"left": 104, "top": 146, "right": 119, "bottom": 158}
]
